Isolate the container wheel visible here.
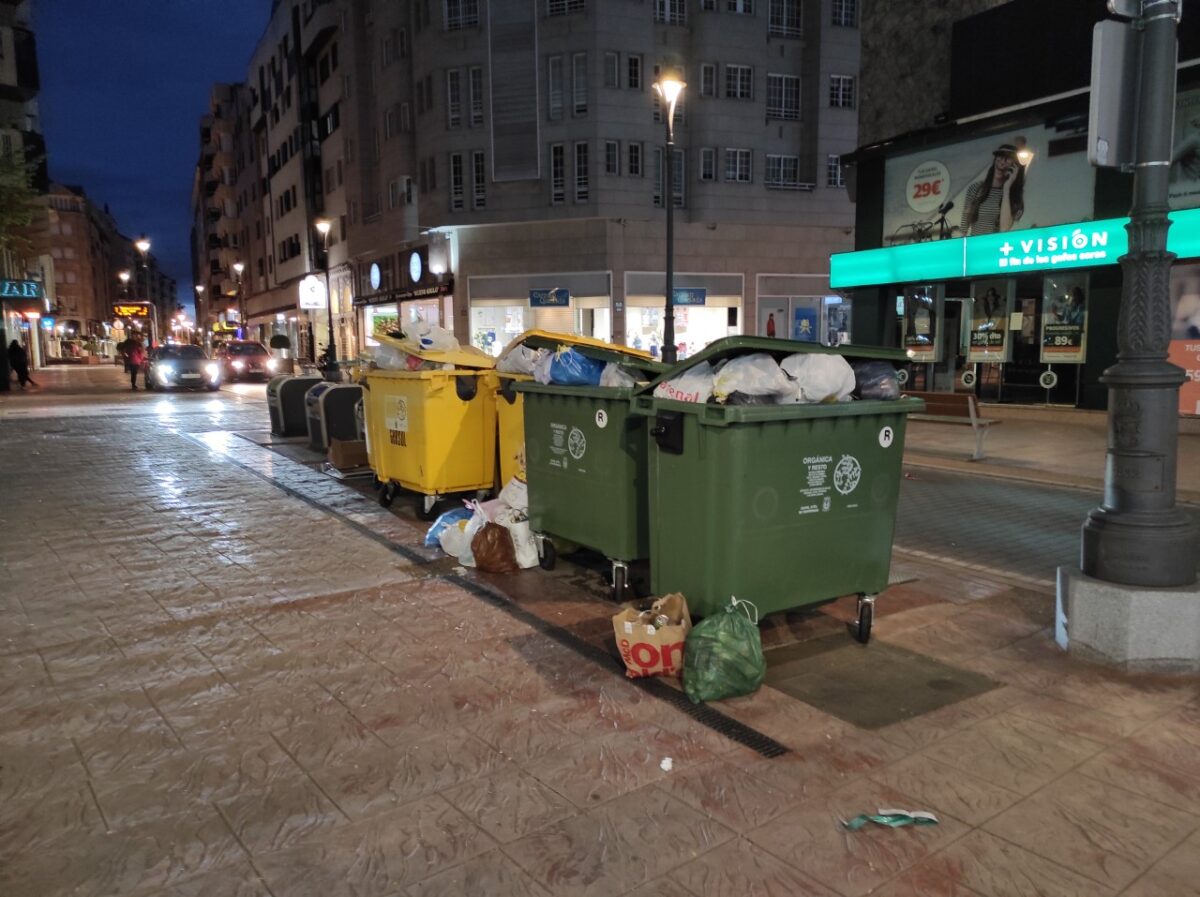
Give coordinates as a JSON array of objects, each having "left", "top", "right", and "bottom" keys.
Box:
[
  {"left": 378, "top": 483, "right": 396, "bottom": 508},
  {"left": 538, "top": 536, "right": 557, "bottom": 571},
  {"left": 854, "top": 595, "right": 874, "bottom": 644},
  {"left": 417, "top": 494, "right": 440, "bottom": 521}
]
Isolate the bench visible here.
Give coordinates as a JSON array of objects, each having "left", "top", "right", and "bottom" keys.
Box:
[{"left": 905, "top": 391, "right": 1000, "bottom": 461}]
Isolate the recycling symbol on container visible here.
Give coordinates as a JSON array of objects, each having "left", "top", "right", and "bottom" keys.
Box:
[
  {"left": 568, "top": 427, "right": 587, "bottom": 460},
  {"left": 833, "top": 454, "right": 862, "bottom": 495}
]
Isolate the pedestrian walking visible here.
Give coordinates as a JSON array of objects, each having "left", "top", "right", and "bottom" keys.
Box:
[
  {"left": 7, "top": 340, "right": 36, "bottom": 389},
  {"left": 126, "top": 338, "right": 147, "bottom": 390}
]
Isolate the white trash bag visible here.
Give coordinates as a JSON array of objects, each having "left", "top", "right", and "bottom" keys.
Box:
[
  {"left": 599, "top": 363, "right": 637, "bottom": 388},
  {"left": 496, "top": 508, "right": 539, "bottom": 569},
  {"left": 533, "top": 351, "right": 555, "bottom": 385},
  {"left": 497, "top": 346, "right": 540, "bottom": 375},
  {"left": 712, "top": 353, "right": 794, "bottom": 403},
  {"left": 653, "top": 360, "right": 714, "bottom": 404},
  {"left": 780, "top": 353, "right": 856, "bottom": 404},
  {"left": 498, "top": 476, "right": 529, "bottom": 513}
]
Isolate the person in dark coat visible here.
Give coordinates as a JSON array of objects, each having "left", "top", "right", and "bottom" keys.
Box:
[{"left": 7, "top": 340, "right": 36, "bottom": 388}]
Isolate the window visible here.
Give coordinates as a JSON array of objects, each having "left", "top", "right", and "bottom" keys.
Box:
[
  {"left": 628, "top": 142, "right": 643, "bottom": 176},
  {"left": 627, "top": 55, "right": 642, "bottom": 90},
  {"left": 604, "top": 52, "right": 619, "bottom": 89},
  {"left": 725, "top": 65, "right": 753, "bottom": 99},
  {"left": 547, "top": 0, "right": 585, "bottom": 13},
  {"left": 701, "top": 0, "right": 716, "bottom": 9},
  {"left": 700, "top": 64, "right": 716, "bottom": 97},
  {"left": 389, "top": 178, "right": 403, "bottom": 208},
  {"left": 548, "top": 56, "right": 564, "bottom": 120},
  {"left": 832, "top": 0, "right": 857, "bottom": 27},
  {"left": 473, "top": 151, "right": 486, "bottom": 209},
  {"left": 469, "top": 66, "right": 484, "bottom": 125},
  {"left": 574, "top": 142, "right": 589, "bottom": 202},
  {"left": 653, "top": 148, "right": 685, "bottom": 207},
  {"left": 766, "top": 74, "right": 800, "bottom": 120},
  {"left": 727, "top": 0, "right": 753, "bottom": 13},
  {"left": 829, "top": 74, "right": 856, "bottom": 108},
  {"left": 337, "top": 159, "right": 343, "bottom": 186},
  {"left": 384, "top": 106, "right": 397, "bottom": 138},
  {"left": 572, "top": 53, "right": 588, "bottom": 116},
  {"left": 826, "top": 154, "right": 844, "bottom": 187},
  {"left": 400, "top": 102, "right": 412, "bottom": 132},
  {"left": 604, "top": 140, "right": 619, "bottom": 174},
  {"left": 325, "top": 167, "right": 335, "bottom": 193},
  {"left": 381, "top": 33, "right": 395, "bottom": 67},
  {"left": 550, "top": 143, "right": 566, "bottom": 204},
  {"left": 700, "top": 147, "right": 715, "bottom": 181},
  {"left": 769, "top": 0, "right": 802, "bottom": 37},
  {"left": 766, "top": 153, "right": 800, "bottom": 188},
  {"left": 445, "top": 0, "right": 479, "bottom": 30},
  {"left": 654, "top": 0, "right": 686, "bottom": 24},
  {"left": 724, "top": 147, "right": 752, "bottom": 182},
  {"left": 399, "top": 28, "right": 409, "bottom": 57},
  {"left": 447, "top": 69, "right": 462, "bottom": 128},
  {"left": 449, "top": 152, "right": 465, "bottom": 210}
]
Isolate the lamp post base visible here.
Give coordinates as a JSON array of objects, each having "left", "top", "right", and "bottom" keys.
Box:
[
  {"left": 1081, "top": 507, "right": 1198, "bottom": 588},
  {"left": 1057, "top": 565, "right": 1200, "bottom": 673}
]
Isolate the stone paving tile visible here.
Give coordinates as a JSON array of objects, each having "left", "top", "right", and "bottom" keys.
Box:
[
  {"left": 982, "top": 772, "right": 1200, "bottom": 892},
  {"left": 442, "top": 764, "right": 578, "bottom": 843}
]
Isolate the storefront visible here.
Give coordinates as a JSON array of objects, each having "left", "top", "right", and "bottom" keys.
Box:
[
  {"left": 466, "top": 272, "right": 611, "bottom": 356},
  {"left": 356, "top": 245, "right": 453, "bottom": 348},
  {"left": 1, "top": 280, "right": 50, "bottom": 373},
  {"left": 754, "top": 274, "right": 852, "bottom": 346},
  {"left": 622, "top": 273, "right": 742, "bottom": 359}
]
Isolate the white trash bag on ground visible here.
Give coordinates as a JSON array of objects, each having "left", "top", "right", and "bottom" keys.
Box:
[
  {"left": 495, "top": 508, "right": 539, "bottom": 569},
  {"left": 780, "top": 353, "right": 856, "bottom": 404}
]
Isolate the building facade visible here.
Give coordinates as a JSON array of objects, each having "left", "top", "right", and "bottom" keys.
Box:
[
  {"left": 837, "top": 0, "right": 1200, "bottom": 417},
  {"left": 195, "top": 0, "right": 862, "bottom": 361}
]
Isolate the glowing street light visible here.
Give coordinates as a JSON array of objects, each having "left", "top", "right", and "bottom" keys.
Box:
[
  {"left": 651, "top": 69, "right": 687, "bottom": 364},
  {"left": 314, "top": 218, "right": 337, "bottom": 381}
]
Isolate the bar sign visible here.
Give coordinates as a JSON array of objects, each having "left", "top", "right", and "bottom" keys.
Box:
[{"left": 530, "top": 288, "right": 570, "bottom": 307}]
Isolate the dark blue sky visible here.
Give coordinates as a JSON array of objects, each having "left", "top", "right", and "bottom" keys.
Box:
[{"left": 35, "top": 0, "right": 270, "bottom": 314}]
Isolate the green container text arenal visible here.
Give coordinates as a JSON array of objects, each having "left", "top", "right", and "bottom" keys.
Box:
[{"left": 631, "top": 336, "right": 924, "bottom": 619}]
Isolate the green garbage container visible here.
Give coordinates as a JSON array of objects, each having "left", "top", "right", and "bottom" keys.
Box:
[
  {"left": 631, "top": 336, "right": 923, "bottom": 642},
  {"left": 513, "top": 340, "right": 665, "bottom": 598}
]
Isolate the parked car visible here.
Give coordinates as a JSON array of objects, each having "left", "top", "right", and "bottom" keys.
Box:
[
  {"left": 216, "top": 340, "right": 278, "bottom": 382},
  {"left": 146, "top": 345, "right": 221, "bottom": 391}
]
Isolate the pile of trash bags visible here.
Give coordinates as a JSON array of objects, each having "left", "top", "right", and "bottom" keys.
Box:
[
  {"left": 653, "top": 353, "right": 901, "bottom": 405},
  {"left": 498, "top": 345, "right": 640, "bottom": 389},
  {"left": 369, "top": 323, "right": 482, "bottom": 371},
  {"left": 424, "top": 477, "right": 539, "bottom": 572}
]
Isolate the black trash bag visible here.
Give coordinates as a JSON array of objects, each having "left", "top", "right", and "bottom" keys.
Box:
[{"left": 851, "top": 361, "right": 900, "bottom": 400}]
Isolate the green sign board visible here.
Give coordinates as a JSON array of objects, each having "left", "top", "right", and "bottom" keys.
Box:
[{"left": 830, "top": 208, "right": 1200, "bottom": 288}]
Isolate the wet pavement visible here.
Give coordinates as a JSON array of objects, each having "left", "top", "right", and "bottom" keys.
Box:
[{"left": 2, "top": 365, "right": 1199, "bottom": 897}]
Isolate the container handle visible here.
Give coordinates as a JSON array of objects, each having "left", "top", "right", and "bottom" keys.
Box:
[
  {"left": 455, "top": 375, "right": 478, "bottom": 402},
  {"left": 729, "top": 595, "right": 759, "bottom": 625}
]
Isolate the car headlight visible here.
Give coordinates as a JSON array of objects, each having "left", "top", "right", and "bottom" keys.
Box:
[
  {"left": 205, "top": 362, "right": 219, "bottom": 379},
  {"left": 232, "top": 360, "right": 245, "bottom": 370},
  {"left": 266, "top": 357, "right": 279, "bottom": 371},
  {"left": 157, "top": 363, "right": 174, "bottom": 381}
]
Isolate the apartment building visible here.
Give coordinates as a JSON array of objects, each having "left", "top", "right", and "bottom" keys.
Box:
[{"left": 197, "top": 0, "right": 860, "bottom": 359}]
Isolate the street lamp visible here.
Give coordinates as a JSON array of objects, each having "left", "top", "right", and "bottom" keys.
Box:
[
  {"left": 118, "top": 270, "right": 131, "bottom": 298},
  {"left": 314, "top": 218, "right": 337, "bottom": 381},
  {"left": 134, "top": 236, "right": 155, "bottom": 346},
  {"left": 232, "top": 262, "right": 246, "bottom": 339},
  {"left": 652, "top": 70, "right": 686, "bottom": 364}
]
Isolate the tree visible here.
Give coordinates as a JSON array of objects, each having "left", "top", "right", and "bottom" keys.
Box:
[{"left": 0, "top": 151, "right": 40, "bottom": 257}]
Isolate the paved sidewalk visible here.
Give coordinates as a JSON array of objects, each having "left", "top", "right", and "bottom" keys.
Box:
[{"left": 2, "top": 377, "right": 1199, "bottom": 897}]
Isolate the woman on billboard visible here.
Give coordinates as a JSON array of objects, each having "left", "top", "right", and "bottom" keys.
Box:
[{"left": 960, "top": 142, "right": 1028, "bottom": 236}]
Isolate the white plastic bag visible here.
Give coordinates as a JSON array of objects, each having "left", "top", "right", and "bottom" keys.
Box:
[
  {"left": 599, "top": 363, "right": 637, "bottom": 388},
  {"left": 496, "top": 508, "right": 539, "bottom": 569},
  {"left": 533, "top": 351, "right": 555, "bottom": 385},
  {"left": 712, "top": 353, "right": 793, "bottom": 403},
  {"left": 653, "top": 361, "right": 714, "bottom": 404},
  {"left": 411, "top": 323, "right": 459, "bottom": 353},
  {"left": 780, "top": 353, "right": 856, "bottom": 404},
  {"left": 438, "top": 520, "right": 474, "bottom": 565},
  {"left": 498, "top": 477, "right": 529, "bottom": 512},
  {"left": 373, "top": 344, "right": 410, "bottom": 370},
  {"left": 497, "top": 346, "right": 540, "bottom": 375}
]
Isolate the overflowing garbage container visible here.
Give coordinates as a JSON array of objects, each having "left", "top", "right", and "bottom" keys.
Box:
[
  {"left": 631, "top": 336, "right": 923, "bottom": 641},
  {"left": 513, "top": 340, "right": 665, "bottom": 597},
  {"left": 360, "top": 337, "right": 498, "bottom": 519}
]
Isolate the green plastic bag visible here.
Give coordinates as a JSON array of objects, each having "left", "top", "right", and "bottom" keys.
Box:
[{"left": 682, "top": 597, "right": 765, "bottom": 703}]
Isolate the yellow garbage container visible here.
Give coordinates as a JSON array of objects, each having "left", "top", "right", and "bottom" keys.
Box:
[{"left": 362, "top": 340, "right": 498, "bottom": 518}]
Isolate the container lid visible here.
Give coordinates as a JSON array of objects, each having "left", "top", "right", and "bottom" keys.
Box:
[
  {"left": 375, "top": 332, "right": 495, "bottom": 369},
  {"left": 496, "top": 329, "right": 666, "bottom": 375},
  {"left": 638, "top": 335, "right": 909, "bottom": 395}
]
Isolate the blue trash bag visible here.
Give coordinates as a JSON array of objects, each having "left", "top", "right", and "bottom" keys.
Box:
[
  {"left": 425, "top": 506, "right": 473, "bottom": 548},
  {"left": 549, "top": 348, "right": 605, "bottom": 386}
]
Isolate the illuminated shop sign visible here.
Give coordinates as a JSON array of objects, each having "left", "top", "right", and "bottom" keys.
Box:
[{"left": 831, "top": 208, "right": 1200, "bottom": 288}]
